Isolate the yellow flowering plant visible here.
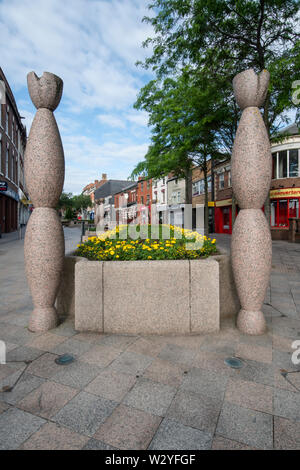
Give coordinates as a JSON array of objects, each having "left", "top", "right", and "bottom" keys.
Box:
[{"left": 75, "top": 224, "right": 217, "bottom": 261}]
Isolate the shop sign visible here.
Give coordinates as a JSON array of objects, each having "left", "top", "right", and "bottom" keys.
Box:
[
  {"left": 216, "top": 199, "right": 232, "bottom": 207},
  {"left": 0, "top": 182, "right": 8, "bottom": 191},
  {"left": 270, "top": 188, "right": 300, "bottom": 199}
]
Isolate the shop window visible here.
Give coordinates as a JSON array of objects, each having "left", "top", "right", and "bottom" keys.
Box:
[
  {"left": 223, "top": 207, "right": 230, "bottom": 230},
  {"left": 278, "top": 199, "right": 288, "bottom": 226},
  {"left": 271, "top": 200, "right": 277, "bottom": 227},
  {"left": 278, "top": 151, "right": 287, "bottom": 178},
  {"left": 289, "top": 149, "right": 299, "bottom": 177},
  {"left": 289, "top": 199, "right": 299, "bottom": 218}
]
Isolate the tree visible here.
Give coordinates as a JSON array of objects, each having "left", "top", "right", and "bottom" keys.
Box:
[
  {"left": 138, "top": 0, "right": 300, "bottom": 224},
  {"left": 131, "top": 69, "right": 231, "bottom": 234},
  {"left": 72, "top": 194, "right": 92, "bottom": 215}
]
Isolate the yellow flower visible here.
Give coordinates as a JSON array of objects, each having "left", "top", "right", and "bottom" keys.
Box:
[{"left": 212, "top": 239, "right": 216, "bottom": 244}]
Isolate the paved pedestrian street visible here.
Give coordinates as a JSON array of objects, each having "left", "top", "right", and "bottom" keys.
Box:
[{"left": 0, "top": 230, "right": 300, "bottom": 450}]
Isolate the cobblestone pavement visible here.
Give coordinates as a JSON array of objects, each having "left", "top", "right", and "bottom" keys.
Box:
[{"left": 0, "top": 232, "right": 300, "bottom": 450}]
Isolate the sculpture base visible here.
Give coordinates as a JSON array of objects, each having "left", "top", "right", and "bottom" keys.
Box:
[
  {"left": 236, "top": 309, "right": 267, "bottom": 335},
  {"left": 29, "top": 307, "right": 58, "bottom": 333}
]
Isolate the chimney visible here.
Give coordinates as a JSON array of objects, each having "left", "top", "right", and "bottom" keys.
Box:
[{"left": 102, "top": 173, "right": 107, "bottom": 180}]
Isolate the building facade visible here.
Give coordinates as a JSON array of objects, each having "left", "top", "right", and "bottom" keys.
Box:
[
  {"left": 114, "top": 182, "right": 138, "bottom": 224},
  {"left": 136, "top": 177, "right": 152, "bottom": 224},
  {"left": 212, "top": 124, "right": 300, "bottom": 239},
  {"left": 151, "top": 177, "right": 167, "bottom": 224},
  {"left": 167, "top": 175, "right": 185, "bottom": 226},
  {"left": 0, "top": 68, "right": 29, "bottom": 234}
]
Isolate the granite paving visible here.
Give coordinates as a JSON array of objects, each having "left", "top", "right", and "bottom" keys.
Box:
[{"left": 0, "top": 232, "right": 300, "bottom": 449}]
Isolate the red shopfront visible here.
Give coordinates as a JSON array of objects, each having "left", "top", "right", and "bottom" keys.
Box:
[
  {"left": 270, "top": 188, "right": 300, "bottom": 239},
  {"left": 214, "top": 199, "right": 237, "bottom": 234}
]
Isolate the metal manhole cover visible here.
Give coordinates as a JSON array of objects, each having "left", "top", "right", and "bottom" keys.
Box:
[{"left": 224, "top": 357, "right": 244, "bottom": 369}]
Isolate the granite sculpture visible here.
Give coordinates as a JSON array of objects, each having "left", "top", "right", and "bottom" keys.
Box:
[
  {"left": 24, "top": 72, "right": 65, "bottom": 332},
  {"left": 231, "top": 69, "right": 272, "bottom": 335}
]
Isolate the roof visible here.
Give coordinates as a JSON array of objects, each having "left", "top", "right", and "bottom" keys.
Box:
[
  {"left": 278, "top": 123, "right": 299, "bottom": 136},
  {"left": 94, "top": 180, "right": 134, "bottom": 200},
  {"left": 114, "top": 181, "right": 137, "bottom": 195}
]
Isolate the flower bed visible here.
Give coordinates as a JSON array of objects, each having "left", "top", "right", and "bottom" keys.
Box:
[{"left": 75, "top": 224, "right": 217, "bottom": 261}]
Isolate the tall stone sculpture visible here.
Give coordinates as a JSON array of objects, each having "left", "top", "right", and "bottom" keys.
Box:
[
  {"left": 24, "top": 72, "right": 65, "bottom": 332},
  {"left": 231, "top": 69, "right": 272, "bottom": 335}
]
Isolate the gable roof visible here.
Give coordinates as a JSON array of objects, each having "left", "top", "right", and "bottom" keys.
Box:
[{"left": 94, "top": 180, "right": 134, "bottom": 200}]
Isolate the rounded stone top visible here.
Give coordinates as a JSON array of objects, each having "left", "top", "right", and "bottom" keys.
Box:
[
  {"left": 27, "top": 71, "right": 63, "bottom": 111},
  {"left": 233, "top": 69, "right": 270, "bottom": 110}
]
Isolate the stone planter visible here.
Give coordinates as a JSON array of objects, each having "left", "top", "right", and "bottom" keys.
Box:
[{"left": 56, "top": 252, "right": 240, "bottom": 335}]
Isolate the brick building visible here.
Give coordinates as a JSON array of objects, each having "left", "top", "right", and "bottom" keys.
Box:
[
  {"left": 0, "top": 68, "right": 28, "bottom": 234},
  {"left": 136, "top": 177, "right": 152, "bottom": 223},
  {"left": 114, "top": 182, "right": 138, "bottom": 224},
  {"left": 212, "top": 123, "right": 300, "bottom": 239}
]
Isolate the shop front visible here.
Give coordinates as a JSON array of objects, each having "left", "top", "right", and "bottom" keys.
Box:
[
  {"left": 215, "top": 199, "right": 234, "bottom": 234},
  {"left": 270, "top": 187, "right": 300, "bottom": 240}
]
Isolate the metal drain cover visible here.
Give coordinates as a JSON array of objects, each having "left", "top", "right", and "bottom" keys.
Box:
[
  {"left": 55, "top": 354, "right": 74, "bottom": 365},
  {"left": 224, "top": 357, "right": 244, "bottom": 369}
]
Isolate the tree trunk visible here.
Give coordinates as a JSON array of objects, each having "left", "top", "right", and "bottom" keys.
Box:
[
  {"left": 263, "top": 92, "right": 271, "bottom": 226},
  {"left": 203, "top": 154, "right": 209, "bottom": 237},
  {"left": 184, "top": 167, "right": 192, "bottom": 205}
]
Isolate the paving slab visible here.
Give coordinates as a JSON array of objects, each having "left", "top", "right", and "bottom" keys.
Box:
[
  {"left": 18, "top": 380, "right": 78, "bottom": 419},
  {"left": 166, "top": 389, "right": 221, "bottom": 433},
  {"left": 51, "top": 360, "right": 102, "bottom": 389},
  {"left": 180, "top": 367, "right": 228, "bottom": 401},
  {"left": 94, "top": 404, "right": 162, "bottom": 450},
  {"left": 0, "top": 372, "right": 45, "bottom": 405},
  {"left": 0, "top": 408, "right": 45, "bottom": 450},
  {"left": 216, "top": 402, "right": 273, "bottom": 450},
  {"left": 21, "top": 422, "right": 89, "bottom": 450},
  {"left": 53, "top": 391, "right": 117, "bottom": 437},
  {"left": 225, "top": 378, "right": 273, "bottom": 414},
  {"left": 273, "top": 387, "right": 300, "bottom": 422},
  {"left": 148, "top": 418, "right": 212, "bottom": 450},
  {"left": 123, "top": 378, "right": 176, "bottom": 417},
  {"left": 109, "top": 351, "right": 153, "bottom": 376},
  {"left": 274, "top": 416, "right": 300, "bottom": 450},
  {"left": 85, "top": 369, "right": 136, "bottom": 402},
  {"left": 143, "top": 358, "right": 186, "bottom": 388}
]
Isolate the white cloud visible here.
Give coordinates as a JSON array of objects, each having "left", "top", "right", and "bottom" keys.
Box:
[
  {"left": 1, "top": 0, "right": 154, "bottom": 193},
  {"left": 96, "top": 114, "right": 126, "bottom": 129},
  {"left": 0, "top": 0, "right": 153, "bottom": 111}
]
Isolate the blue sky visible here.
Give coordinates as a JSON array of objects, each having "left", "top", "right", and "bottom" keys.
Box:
[{"left": 0, "top": 0, "right": 154, "bottom": 193}]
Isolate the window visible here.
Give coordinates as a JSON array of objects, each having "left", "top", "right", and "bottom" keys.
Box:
[
  {"left": 272, "top": 153, "right": 277, "bottom": 178},
  {"left": 11, "top": 152, "right": 14, "bottom": 181},
  {"left": 219, "top": 173, "right": 224, "bottom": 189},
  {"left": 6, "top": 144, "right": 9, "bottom": 177},
  {"left": 289, "top": 149, "right": 298, "bottom": 177},
  {"left": 147, "top": 180, "right": 150, "bottom": 189},
  {"left": 177, "top": 191, "right": 181, "bottom": 202},
  {"left": 289, "top": 199, "right": 299, "bottom": 218},
  {"left": 141, "top": 196, "right": 144, "bottom": 204},
  {"left": 140, "top": 181, "right": 144, "bottom": 191},
  {"left": 227, "top": 171, "right": 231, "bottom": 187},
  {"left": 6, "top": 107, "right": 9, "bottom": 134},
  {"left": 271, "top": 199, "right": 289, "bottom": 227},
  {"left": 272, "top": 149, "right": 299, "bottom": 179},
  {"left": 192, "top": 181, "right": 199, "bottom": 196},
  {"left": 278, "top": 151, "right": 287, "bottom": 178}
]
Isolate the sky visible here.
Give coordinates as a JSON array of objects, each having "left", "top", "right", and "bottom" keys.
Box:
[{"left": 0, "top": 0, "right": 154, "bottom": 194}]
